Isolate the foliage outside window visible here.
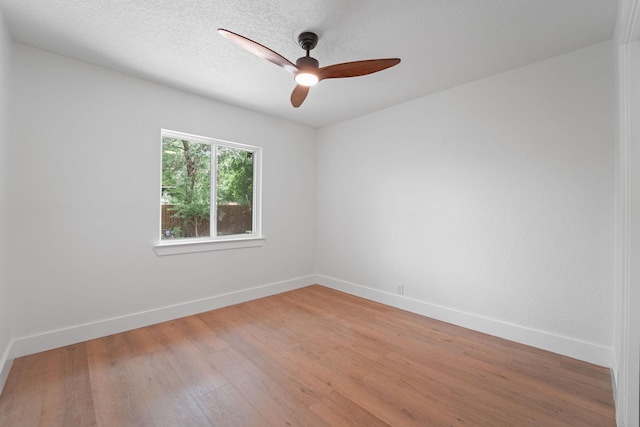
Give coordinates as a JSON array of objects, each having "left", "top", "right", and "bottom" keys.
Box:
[{"left": 160, "top": 130, "right": 261, "bottom": 242}]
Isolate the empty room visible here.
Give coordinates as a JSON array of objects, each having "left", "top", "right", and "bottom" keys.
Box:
[{"left": 0, "top": 0, "right": 638, "bottom": 426}]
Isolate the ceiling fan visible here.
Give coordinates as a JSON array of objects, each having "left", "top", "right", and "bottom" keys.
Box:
[{"left": 218, "top": 28, "right": 401, "bottom": 108}]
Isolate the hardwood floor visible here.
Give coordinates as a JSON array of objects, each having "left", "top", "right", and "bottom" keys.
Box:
[{"left": 0, "top": 285, "right": 616, "bottom": 426}]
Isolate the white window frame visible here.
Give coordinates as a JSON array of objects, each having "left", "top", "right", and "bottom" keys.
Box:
[{"left": 155, "top": 129, "right": 264, "bottom": 256}]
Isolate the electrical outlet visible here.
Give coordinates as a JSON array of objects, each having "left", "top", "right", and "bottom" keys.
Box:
[{"left": 396, "top": 284, "right": 404, "bottom": 295}]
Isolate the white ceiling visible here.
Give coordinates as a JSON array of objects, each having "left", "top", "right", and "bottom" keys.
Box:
[{"left": 0, "top": 0, "right": 619, "bottom": 128}]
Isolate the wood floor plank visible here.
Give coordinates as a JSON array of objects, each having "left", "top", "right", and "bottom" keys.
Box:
[
  {"left": 197, "top": 383, "right": 270, "bottom": 426},
  {"left": 209, "top": 309, "right": 334, "bottom": 407},
  {"left": 40, "top": 343, "right": 97, "bottom": 427},
  {"left": 281, "top": 343, "right": 453, "bottom": 426},
  {"left": 0, "top": 351, "right": 49, "bottom": 426},
  {"left": 86, "top": 342, "right": 157, "bottom": 427},
  {"left": 310, "top": 390, "right": 392, "bottom": 427},
  {"left": 171, "top": 315, "right": 230, "bottom": 354},
  {"left": 86, "top": 326, "right": 164, "bottom": 358},
  {"left": 367, "top": 359, "right": 570, "bottom": 426},
  {"left": 382, "top": 351, "right": 614, "bottom": 427},
  {"left": 299, "top": 351, "right": 448, "bottom": 426},
  {"left": 86, "top": 324, "right": 213, "bottom": 426},
  {"left": 208, "top": 346, "right": 330, "bottom": 427},
  {"left": 124, "top": 349, "right": 212, "bottom": 426},
  {"left": 0, "top": 285, "right": 616, "bottom": 426},
  {"left": 221, "top": 304, "right": 302, "bottom": 353},
  {"left": 145, "top": 321, "right": 229, "bottom": 398}
]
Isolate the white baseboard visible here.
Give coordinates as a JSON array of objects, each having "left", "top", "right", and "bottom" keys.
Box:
[
  {"left": 4, "top": 273, "right": 614, "bottom": 377},
  {"left": 0, "top": 341, "right": 13, "bottom": 395},
  {"left": 8, "top": 275, "right": 315, "bottom": 360},
  {"left": 316, "top": 275, "right": 614, "bottom": 368}
]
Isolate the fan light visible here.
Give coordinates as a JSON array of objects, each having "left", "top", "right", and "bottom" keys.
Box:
[{"left": 295, "top": 72, "right": 319, "bottom": 86}]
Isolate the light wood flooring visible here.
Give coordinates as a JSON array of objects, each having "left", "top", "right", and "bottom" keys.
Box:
[{"left": 0, "top": 285, "right": 616, "bottom": 426}]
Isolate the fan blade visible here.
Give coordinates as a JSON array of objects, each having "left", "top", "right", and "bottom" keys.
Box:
[
  {"left": 291, "top": 85, "right": 310, "bottom": 108},
  {"left": 218, "top": 28, "right": 298, "bottom": 75},
  {"left": 318, "top": 58, "right": 400, "bottom": 81}
]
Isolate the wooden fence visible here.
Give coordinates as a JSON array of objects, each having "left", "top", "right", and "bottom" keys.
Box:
[{"left": 161, "top": 204, "right": 252, "bottom": 238}]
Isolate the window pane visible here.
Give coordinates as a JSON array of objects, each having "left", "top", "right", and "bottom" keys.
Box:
[
  {"left": 161, "top": 137, "right": 211, "bottom": 239},
  {"left": 216, "top": 146, "right": 254, "bottom": 236}
]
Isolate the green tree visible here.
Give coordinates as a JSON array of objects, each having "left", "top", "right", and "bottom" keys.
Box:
[
  {"left": 162, "top": 137, "right": 211, "bottom": 237},
  {"left": 216, "top": 146, "right": 254, "bottom": 206},
  {"left": 162, "top": 138, "right": 255, "bottom": 238}
]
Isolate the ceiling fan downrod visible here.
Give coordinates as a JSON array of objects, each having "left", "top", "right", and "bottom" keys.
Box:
[{"left": 296, "top": 32, "right": 319, "bottom": 69}]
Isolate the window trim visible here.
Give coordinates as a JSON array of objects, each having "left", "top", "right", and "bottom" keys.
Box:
[
  {"left": 154, "top": 236, "right": 265, "bottom": 256},
  {"left": 155, "top": 129, "right": 264, "bottom": 255}
]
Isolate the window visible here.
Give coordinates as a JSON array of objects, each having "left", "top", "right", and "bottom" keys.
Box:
[{"left": 156, "top": 129, "right": 263, "bottom": 255}]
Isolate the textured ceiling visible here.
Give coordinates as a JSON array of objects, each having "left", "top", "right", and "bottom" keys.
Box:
[{"left": 0, "top": 0, "right": 619, "bottom": 128}]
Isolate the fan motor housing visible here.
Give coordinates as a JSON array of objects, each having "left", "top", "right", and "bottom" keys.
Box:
[
  {"left": 296, "top": 56, "right": 319, "bottom": 69},
  {"left": 298, "top": 32, "right": 318, "bottom": 51}
]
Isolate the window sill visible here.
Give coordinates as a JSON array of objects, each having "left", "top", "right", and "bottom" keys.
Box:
[{"left": 154, "top": 236, "right": 265, "bottom": 256}]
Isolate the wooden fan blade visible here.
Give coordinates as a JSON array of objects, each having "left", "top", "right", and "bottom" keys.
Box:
[
  {"left": 218, "top": 28, "right": 298, "bottom": 75},
  {"left": 318, "top": 58, "right": 400, "bottom": 81},
  {"left": 291, "top": 85, "right": 310, "bottom": 108}
]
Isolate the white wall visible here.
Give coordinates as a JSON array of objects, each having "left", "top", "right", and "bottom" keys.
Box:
[
  {"left": 8, "top": 44, "right": 317, "bottom": 355},
  {"left": 0, "top": 7, "right": 12, "bottom": 386},
  {"left": 630, "top": 39, "right": 640, "bottom": 427},
  {"left": 613, "top": 2, "right": 640, "bottom": 424},
  {"left": 317, "top": 41, "right": 616, "bottom": 366},
  {"left": 626, "top": 39, "right": 640, "bottom": 427}
]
